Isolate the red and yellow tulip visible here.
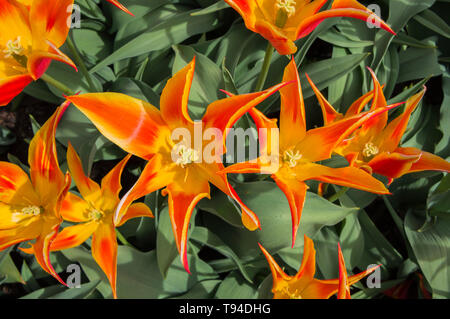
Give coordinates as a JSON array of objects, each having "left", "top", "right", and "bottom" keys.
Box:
[
  {"left": 0, "top": 0, "right": 77, "bottom": 106},
  {"left": 0, "top": 102, "right": 71, "bottom": 285},
  {"left": 310, "top": 68, "right": 450, "bottom": 184},
  {"left": 259, "top": 235, "right": 379, "bottom": 299},
  {"left": 221, "top": 59, "right": 395, "bottom": 246},
  {"left": 65, "top": 57, "right": 288, "bottom": 273},
  {"left": 224, "top": 0, "right": 395, "bottom": 55},
  {"left": 41, "top": 144, "right": 153, "bottom": 298}
]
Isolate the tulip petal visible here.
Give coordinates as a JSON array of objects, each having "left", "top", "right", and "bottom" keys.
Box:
[
  {"left": 337, "top": 243, "right": 351, "bottom": 299},
  {"left": 200, "top": 162, "right": 262, "bottom": 231},
  {"left": 28, "top": 101, "right": 69, "bottom": 206},
  {"left": 101, "top": 154, "right": 132, "bottom": 200},
  {"left": 60, "top": 192, "right": 92, "bottom": 223},
  {"left": 29, "top": 0, "right": 74, "bottom": 48},
  {"left": 28, "top": 41, "right": 77, "bottom": 80},
  {"left": 0, "top": 0, "right": 32, "bottom": 47},
  {"left": 0, "top": 222, "right": 41, "bottom": 251},
  {"left": 160, "top": 58, "right": 195, "bottom": 129},
  {"left": 279, "top": 59, "right": 307, "bottom": 149},
  {"left": 368, "top": 151, "right": 421, "bottom": 180},
  {"left": 67, "top": 93, "right": 170, "bottom": 160},
  {"left": 92, "top": 222, "right": 118, "bottom": 298},
  {"left": 116, "top": 202, "right": 154, "bottom": 227},
  {"left": 114, "top": 154, "right": 175, "bottom": 224},
  {"left": 66, "top": 143, "right": 101, "bottom": 202},
  {"left": 49, "top": 221, "right": 97, "bottom": 251},
  {"left": 202, "top": 82, "right": 288, "bottom": 153},
  {"left": 0, "top": 161, "right": 39, "bottom": 205},
  {"left": 296, "top": 2, "right": 395, "bottom": 40},
  {"left": 28, "top": 220, "right": 67, "bottom": 286},
  {"left": 360, "top": 68, "right": 389, "bottom": 137},
  {"left": 298, "top": 162, "right": 390, "bottom": 194},
  {"left": 344, "top": 86, "right": 383, "bottom": 117},
  {"left": 297, "top": 103, "right": 399, "bottom": 162},
  {"left": 106, "top": 0, "right": 133, "bottom": 15},
  {"left": 271, "top": 174, "right": 308, "bottom": 247},
  {"left": 395, "top": 147, "right": 450, "bottom": 175},
  {"left": 295, "top": 235, "right": 317, "bottom": 281},
  {"left": 258, "top": 243, "right": 291, "bottom": 286},
  {"left": 0, "top": 74, "right": 33, "bottom": 106},
  {"left": 249, "top": 108, "right": 280, "bottom": 159},
  {"left": 305, "top": 73, "right": 341, "bottom": 125},
  {"left": 163, "top": 172, "right": 210, "bottom": 273},
  {"left": 379, "top": 89, "right": 426, "bottom": 152}
]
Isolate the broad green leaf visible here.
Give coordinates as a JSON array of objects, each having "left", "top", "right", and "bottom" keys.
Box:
[
  {"left": 171, "top": 280, "right": 221, "bottom": 299},
  {"left": 62, "top": 246, "right": 217, "bottom": 299},
  {"left": 156, "top": 207, "right": 179, "bottom": 278},
  {"left": 90, "top": 9, "right": 221, "bottom": 73},
  {"left": 405, "top": 212, "right": 450, "bottom": 298},
  {"left": 215, "top": 271, "right": 257, "bottom": 299},
  {"left": 190, "top": 226, "right": 253, "bottom": 283}
]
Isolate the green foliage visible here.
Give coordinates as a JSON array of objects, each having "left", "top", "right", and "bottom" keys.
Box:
[{"left": 1, "top": 0, "right": 449, "bottom": 299}]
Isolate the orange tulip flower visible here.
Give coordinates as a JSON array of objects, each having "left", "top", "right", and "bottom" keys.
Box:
[
  {"left": 39, "top": 144, "right": 152, "bottom": 298},
  {"left": 0, "top": 102, "right": 71, "bottom": 285},
  {"left": 259, "top": 235, "right": 379, "bottom": 299},
  {"left": 0, "top": 0, "right": 77, "bottom": 106},
  {"left": 309, "top": 68, "right": 450, "bottom": 185},
  {"left": 65, "top": 57, "right": 288, "bottom": 272},
  {"left": 221, "top": 59, "right": 396, "bottom": 246},
  {"left": 224, "top": 0, "right": 395, "bottom": 55}
]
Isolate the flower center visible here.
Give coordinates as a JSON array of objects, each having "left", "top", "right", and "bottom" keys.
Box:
[
  {"left": 20, "top": 205, "right": 41, "bottom": 216},
  {"left": 88, "top": 208, "right": 104, "bottom": 221},
  {"left": 276, "top": 0, "right": 297, "bottom": 17},
  {"left": 275, "top": 0, "right": 296, "bottom": 27},
  {"left": 173, "top": 144, "right": 200, "bottom": 168},
  {"left": 283, "top": 149, "right": 302, "bottom": 168},
  {"left": 280, "top": 286, "right": 303, "bottom": 299},
  {"left": 4, "top": 37, "right": 25, "bottom": 58},
  {"left": 362, "top": 142, "right": 379, "bottom": 160}
]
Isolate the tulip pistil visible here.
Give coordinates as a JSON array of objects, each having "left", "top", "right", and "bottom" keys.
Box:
[
  {"left": 275, "top": 0, "right": 296, "bottom": 27},
  {"left": 284, "top": 149, "right": 303, "bottom": 168},
  {"left": 4, "top": 37, "right": 24, "bottom": 58},
  {"left": 89, "top": 208, "right": 104, "bottom": 221},
  {"left": 362, "top": 142, "right": 379, "bottom": 160},
  {"left": 20, "top": 205, "right": 41, "bottom": 216},
  {"left": 173, "top": 144, "right": 200, "bottom": 168}
]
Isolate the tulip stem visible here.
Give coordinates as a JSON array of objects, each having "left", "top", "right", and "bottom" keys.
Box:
[
  {"left": 254, "top": 42, "right": 274, "bottom": 92},
  {"left": 40, "top": 73, "right": 75, "bottom": 96},
  {"left": 327, "top": 186, "right": 349, "bottom": 203},
  {"left": 66, "top": 35, "right": 97, "bottom": 92},
  {"left": 115, "top": 229, "right": 132, "bottom": 247}
]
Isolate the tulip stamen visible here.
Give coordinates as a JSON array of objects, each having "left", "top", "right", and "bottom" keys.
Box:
[
  {"left": 173, "top": 144, "right": 200, "bottom": 168},
  {"left": 88, "top": 208, "right": 104, "bottom": 221},
  {"left": 3, "top": 37, "right": 25, "bottom": 59},
  {"left": 276, "top": 0, "right": 297, "bottom": 17},
  {"left": 284, "top": 149, "right": 302, "bottom": 168},
  {"left": 281, "top": 286, "right": 303, "bottom": 299},
  {"left": 20, "top": 205, "right": 41, "bottom": 216},
  {"left": 362, "top": 142, "right": 379, "bottom": 160}
]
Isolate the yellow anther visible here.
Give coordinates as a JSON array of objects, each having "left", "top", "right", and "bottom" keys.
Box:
[
  {"left": 362, "top": 142, "right": 379, "bottom": 159},
  {"left": 174, "top": 145, "right": 200, "bottom": 168},
  {"left": 88, "top": 208, "right": 103, "bottom": 221},
  {"left": 284, "top": 149, "right": 302, "bottom": 168},
  {"left": 20, "top": 205, "right": 41, "bottom": 216},
  {"left": 3, "top": 37, "right": 24, "bottom": 58},
  {"left": 276, "top": 0, "right": 297, "bottom": 17}
]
